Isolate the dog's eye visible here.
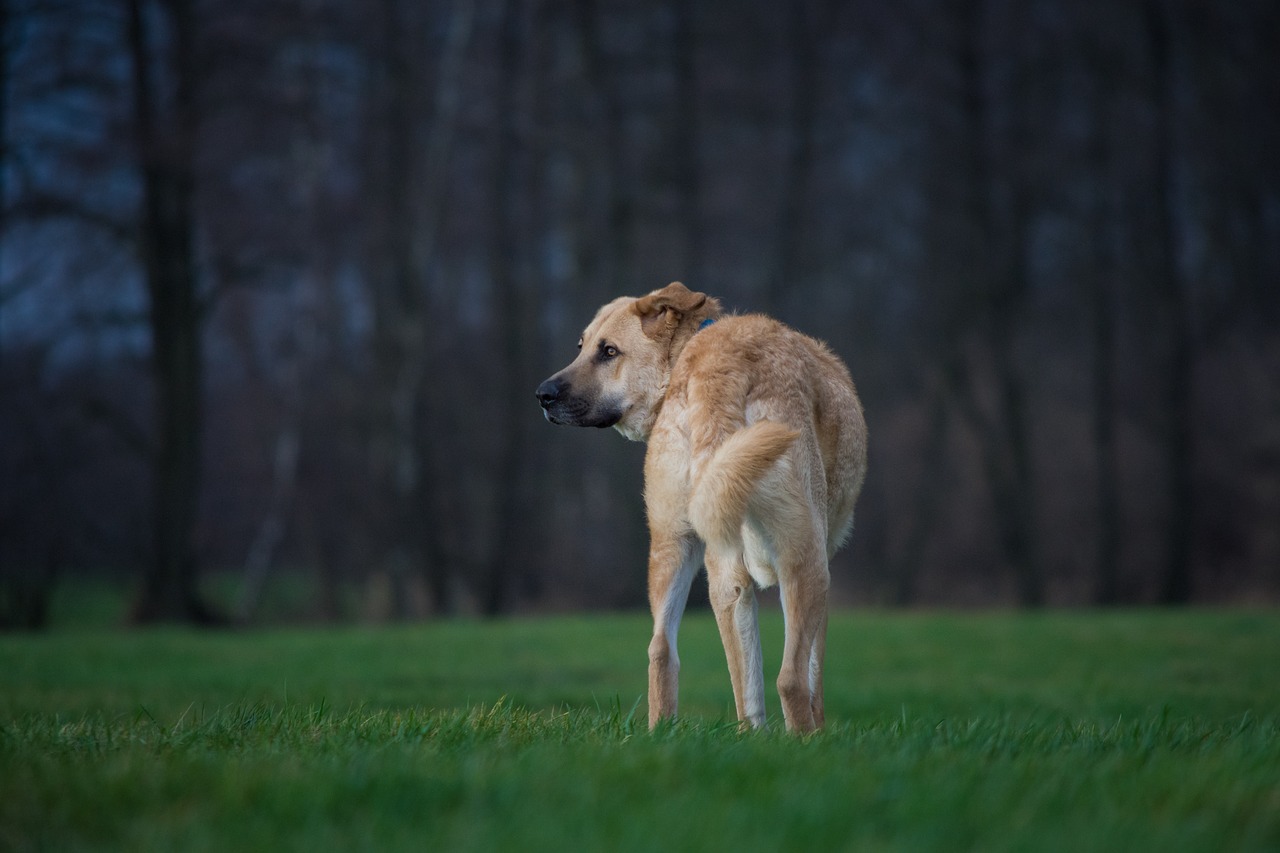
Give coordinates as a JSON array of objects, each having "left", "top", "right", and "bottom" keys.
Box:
[
  {"left": 576, "top": 338, "right": 583, "bottom": 351},
  {"left": 601, "top": 344, "right": 619, "bottom": 360}
]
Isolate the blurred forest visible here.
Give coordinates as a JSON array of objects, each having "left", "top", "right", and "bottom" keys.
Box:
[{"left": 2, "top": 0, "right": 1278, "bottom": 628}]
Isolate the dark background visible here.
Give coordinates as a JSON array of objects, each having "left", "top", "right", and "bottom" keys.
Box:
[{"left": 2, "top": 0, "right": 1278, "bottom": 627}]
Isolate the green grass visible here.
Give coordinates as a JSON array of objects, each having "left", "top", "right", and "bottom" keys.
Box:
[{"left": 2, "top": 609, "right": 1278, "bottom": 851}]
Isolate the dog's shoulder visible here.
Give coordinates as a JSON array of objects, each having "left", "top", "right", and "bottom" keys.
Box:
[
  {"left": 674, "top": 313, "right": 781, "bottom": 369},
  {"left": 661, "top": 314, "right": 837, "bottom": 444},
  {"left": 672, "top": 313, "right": 845, "bottom": 393}
]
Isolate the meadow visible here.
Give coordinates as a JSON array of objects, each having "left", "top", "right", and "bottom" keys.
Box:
[{"left": 1, "top": 606, "right": 1277, "bottom": 851}]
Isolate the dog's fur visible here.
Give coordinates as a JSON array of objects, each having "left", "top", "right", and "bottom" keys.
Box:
[{"left": 536, "top": 282, "right": 867, "bottom": 732}]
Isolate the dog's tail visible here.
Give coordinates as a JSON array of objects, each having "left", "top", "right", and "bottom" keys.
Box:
[{"left": 689, "top": 420, "right": 800, "bottom": 547}]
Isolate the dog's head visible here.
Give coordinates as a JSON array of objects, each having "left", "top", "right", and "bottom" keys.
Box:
[{"left": 536, "top": 282, "right": 722, "bottom": 442}]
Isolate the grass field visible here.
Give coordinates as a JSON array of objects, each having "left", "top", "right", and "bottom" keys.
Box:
[{"left": 2, "top": 608, "right": 1278, "bottom": 851}]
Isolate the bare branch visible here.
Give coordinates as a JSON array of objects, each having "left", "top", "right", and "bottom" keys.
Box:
[{"left": 4, "top": 194, "right": 134, "bottom": 244}]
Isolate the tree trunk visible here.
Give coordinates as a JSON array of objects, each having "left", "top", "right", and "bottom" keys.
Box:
[
  {"left": 891, "top": 382, "right": 950, "bottom": 605},
  {"left": 988, "top": 203, "right": 1043, "bottom": 608},
  {"left": 236, "top": 428, "right": 299, "bottom": 622},
  {"left": 482, "top": 0, "right": 526, "bottom": 616},
  {"left": 1090, "top": 268, "right": 1121, "bottom": 604},
  {"left": 951, "top": 0, "right": 1043, "bottom": 607},
  {"left": 1088, "top": 66, "right": 1122, "bottom": 605},
  {"left": 363, "top": 0, "right": 472, "bottom": 617},
  {"left": 764, "top": 0, "right": 823, "bottom": 317},
  {"left": 1144, "top": 0, "right": 1195, "bottom": 604},
  {"left": 670, "top": 0, "right": 702, "bottom": 284},
  {"left": 574, "top": 0, "right": 631, "bottom": 298},
  {"left": 1, "top": 0, "right": 7, "bottom": 250},
  {"left": 127, "top": 0, "right": 220, "bottom": 625},
  {"left": 419, "top": 0, "right": 474, "bottom": 616}
]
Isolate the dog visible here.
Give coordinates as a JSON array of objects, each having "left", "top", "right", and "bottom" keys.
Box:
[{"left": 536, "top": 282, "right": 867, "bottom": 732}]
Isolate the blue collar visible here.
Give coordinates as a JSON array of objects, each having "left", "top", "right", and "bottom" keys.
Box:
[{"left": 698, "top": 317, "right": 716, "bottom": 331}]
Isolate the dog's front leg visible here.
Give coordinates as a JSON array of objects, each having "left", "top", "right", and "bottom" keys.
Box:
[{"left": 647, "top": 534, "right": 700, "bottom": 728}]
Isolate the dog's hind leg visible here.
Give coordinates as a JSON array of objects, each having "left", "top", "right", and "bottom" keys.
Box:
[
  {"left": 707, "top": 549, "right": 766, "bottom": 729},
  {"left": 808, "top": 608, "right": 828, "bottom": 728},
  {"left": 777, "top": 542, "right": 830, "bottom": 733}
]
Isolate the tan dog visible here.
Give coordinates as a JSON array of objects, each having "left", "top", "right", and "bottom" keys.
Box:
[{"left": 536, "top": 282, "right": 867, "bottom": 732}]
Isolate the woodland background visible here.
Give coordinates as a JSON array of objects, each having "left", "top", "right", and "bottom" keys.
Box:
[{"left": 1, "top": 0, "right": 1278, "bottom": 627}]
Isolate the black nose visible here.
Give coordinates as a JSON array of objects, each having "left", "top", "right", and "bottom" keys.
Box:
[{"left": 536, "top": 376, "right": 566, "bottom": 408}]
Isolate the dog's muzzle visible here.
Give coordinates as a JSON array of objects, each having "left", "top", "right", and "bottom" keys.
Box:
[
  {"left": 536, "top": 374, "right": 621, "bottom": 428},
  {"left": 536, "top": 375, "right": 571, "bottom": 424}
]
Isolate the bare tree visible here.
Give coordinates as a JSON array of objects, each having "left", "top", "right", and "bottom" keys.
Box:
[
  {"left": 1, "top": 0, "right": 8, "bottom": 256},
  {"left": 935, "top": 0, "right": 1043, "bottom": 606},
  {"left": 358, "top": 0, "right": 475, "bottom": 616},
  {"left": 481, "top": 0, "right": 529, "bottom": 615},
  {"left": 572, "top": 0, "right": 632, "bottom": 299},
  {"left": 669, "top": 0, "right": 703, "bottom": 285},
  {"left": 1142, "top": 0, "right": 1195, "bottom": 605},
  {"left": 126, "top": 0, "right": 221, "bottom": 624},
  {"left": 762, "top": 0, "right": 827, "bottom": 316},
  {"left": 1087, "top": 35, "right": 1123, "bottom": 605}
]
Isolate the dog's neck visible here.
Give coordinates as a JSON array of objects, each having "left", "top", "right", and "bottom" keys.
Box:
[
  {"left": 666, "top": 301, "right": 723, "bottom": 372},
  {"left": 618, "top": 303, "right": 723, "bottom": 443}
]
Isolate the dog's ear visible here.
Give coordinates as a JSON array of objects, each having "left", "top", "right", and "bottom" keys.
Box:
[{"left": 634, "top": 282, "right": 708, "bottom": 339}]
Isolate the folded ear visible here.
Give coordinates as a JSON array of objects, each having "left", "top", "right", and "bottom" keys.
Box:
[{"left": 633, "top": 282, "right": 708, "bottom": 338}]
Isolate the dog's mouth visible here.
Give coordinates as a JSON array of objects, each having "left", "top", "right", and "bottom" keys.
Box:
[
  {"left": 542, "top": 401, "right": 622, "bottom": 429},
  {"left": 537, "top": 373, "right": 624, "bottom": 429},
  {"left": 591, "top": 408, "right": 622, "bottom": 429},
  {"left": 541, "top": 406, "right": 573, "bottom": 426}
]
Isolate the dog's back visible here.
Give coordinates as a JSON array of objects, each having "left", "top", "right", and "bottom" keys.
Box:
[{"left": 668, "top": 314, "right": 867, "bottom": 567}]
